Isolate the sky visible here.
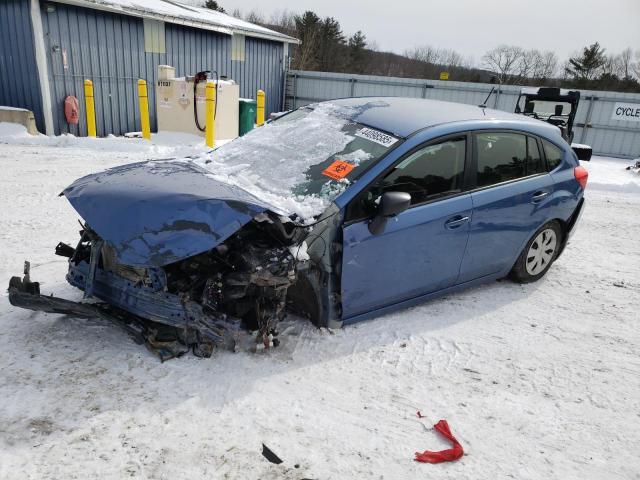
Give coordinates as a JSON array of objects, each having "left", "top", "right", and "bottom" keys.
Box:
[{"left": 208, "top": 0, "right": 640, "bottom": 65}]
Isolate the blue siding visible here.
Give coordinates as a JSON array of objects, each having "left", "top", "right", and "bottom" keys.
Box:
[
  {"left": 39, "top": 1, "right": 284, "bottom": 136},
  {"left": 232, "top": 37, "right": 284, "bottom": 114},
  {"left": 0, "top": 0, "right": 45, "bottom": 132}
]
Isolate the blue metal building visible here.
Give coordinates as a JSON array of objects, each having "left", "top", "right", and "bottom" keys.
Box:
[{"left": 0, "top": 0, "right": 297, "bottom": 136}]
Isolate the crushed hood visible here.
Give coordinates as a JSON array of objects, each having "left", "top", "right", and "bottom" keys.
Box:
[{"left": 63, "top": 160, "right": 273, "bottom": 267}]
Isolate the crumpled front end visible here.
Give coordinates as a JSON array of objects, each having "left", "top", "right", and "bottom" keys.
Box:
[
  {"left": 8, "top": 160, "right": 306, "bottom": 360},
  {"left": 10, "top": 215, "right": 301, "bottom": 360}
]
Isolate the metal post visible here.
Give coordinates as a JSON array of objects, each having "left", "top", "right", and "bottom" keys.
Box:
[
  {"left": 205, "top": 81, "right": 216, "bottom": 148},
  {"left": 580, "top": 96, "right": 597, "bottom": 144},
  {"left": 256, "top": 89, "right": 265, "bottom": 126},
  {"left": 293, "top": 73, "right": 298, "bottom": 109},
  {"left": 137, "top": 79, "right": 151, "bottom": 140},
  {"left": 84, "top": 79, "right": 96, "bottom": 137}
]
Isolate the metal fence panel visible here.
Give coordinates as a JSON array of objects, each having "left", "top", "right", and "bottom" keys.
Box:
[{"left": 285, "top": 70, "right": 640, "bottom": 158}]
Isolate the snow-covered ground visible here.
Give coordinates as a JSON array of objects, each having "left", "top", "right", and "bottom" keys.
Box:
[{"left": 0, "top": 124, "right": 639, "bottom": 479}]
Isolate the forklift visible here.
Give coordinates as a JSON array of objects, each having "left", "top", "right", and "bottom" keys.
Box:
[{"left": 515, "top": 87, "right": 592, "bottom": 161}]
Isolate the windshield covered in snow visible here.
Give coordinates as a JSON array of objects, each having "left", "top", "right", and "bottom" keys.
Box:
[{"left": 195, "top": 103, "right": 400, "bottom": 221}]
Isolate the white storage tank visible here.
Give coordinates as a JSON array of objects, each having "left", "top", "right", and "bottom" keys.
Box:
[{"left": 155, "top": 65, "right": 240, "bottom": 140}]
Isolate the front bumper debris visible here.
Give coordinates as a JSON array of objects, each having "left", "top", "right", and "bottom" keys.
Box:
[{"left": 8, "top": 262, "right": 239, "bottom": 361}]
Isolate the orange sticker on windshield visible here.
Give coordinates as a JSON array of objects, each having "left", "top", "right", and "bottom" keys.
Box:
[{"left": 322, "top": 160, "right": 355, "bottom": 180}]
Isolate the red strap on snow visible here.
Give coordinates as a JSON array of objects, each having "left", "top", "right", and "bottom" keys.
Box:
[{"left": 414, "top": 419, "right": 464, "bottom": 463}]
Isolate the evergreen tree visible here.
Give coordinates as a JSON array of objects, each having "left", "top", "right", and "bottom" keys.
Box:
[
  {"left": 203, "top": 1, "right": 225, "bottom": 13},
  {"left": 565, "top": 42, "right": 606, "bottom": 80},
  {"left": 348, "top": 31, "right": 367, "bottom": 73},
  {"left": 294, "top": 11, "right": 322, "bottom": 70},
  {"left": 317, "top": 17, "right": 345, "bottom": 71}
]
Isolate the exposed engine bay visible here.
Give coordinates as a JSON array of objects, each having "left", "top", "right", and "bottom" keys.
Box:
[{"left": 8, "top": 212, "right": 327, "bottom": 361}]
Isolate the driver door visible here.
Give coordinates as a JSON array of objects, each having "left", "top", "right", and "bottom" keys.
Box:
[{"left": 341, "top": 135, "right": 472, "bottom": 320}]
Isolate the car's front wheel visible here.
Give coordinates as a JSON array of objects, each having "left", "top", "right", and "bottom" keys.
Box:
[{"left": 510, "top": 221, "right": 562, "bottom": 283}]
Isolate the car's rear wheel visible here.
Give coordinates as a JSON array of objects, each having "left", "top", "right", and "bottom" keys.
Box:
[{"left": 510, "top": 221, "right": 562, "bottom": 283}]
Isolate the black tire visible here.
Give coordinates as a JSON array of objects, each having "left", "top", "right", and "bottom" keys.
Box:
[{"left": 510, "top": 221, "right": 563, "bottom": 283}]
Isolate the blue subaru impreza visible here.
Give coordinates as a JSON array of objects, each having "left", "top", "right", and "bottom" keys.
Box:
[{"left": 9, "top": 98, "right": 587, "bottom": 359}]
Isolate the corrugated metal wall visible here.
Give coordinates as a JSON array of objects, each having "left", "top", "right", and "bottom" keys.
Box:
[
  {"left": 285, "top": 70, "right": 640, "bottom": 158},
  {"left": 39, "top": 0, "right": 284, "bottom": 136},
  {"left": 0, "top": 0, "right": 45, "bottom": 133},
  {"left": 232, "top": 37, "right": 284, "bottom": 115}
]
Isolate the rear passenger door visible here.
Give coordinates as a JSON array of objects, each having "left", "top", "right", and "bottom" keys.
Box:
[{"left": 458, "top": 131, "right": 555, "bottom": 283}]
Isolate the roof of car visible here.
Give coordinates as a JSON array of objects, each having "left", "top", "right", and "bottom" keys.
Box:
[{"left": 324, "top": 97, "right": 560, "bottom": 138}]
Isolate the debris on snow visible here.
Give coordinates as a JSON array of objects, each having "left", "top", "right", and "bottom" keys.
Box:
[{"left": 261, "top": 443, "right": 283, "bottom": 464}]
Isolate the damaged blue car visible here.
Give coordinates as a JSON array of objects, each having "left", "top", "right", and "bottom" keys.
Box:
[{"left": 9, "top": 98, "right": 587, "bottom": 360}]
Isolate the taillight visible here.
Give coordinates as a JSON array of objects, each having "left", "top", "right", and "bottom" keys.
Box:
[{"left": 574, "top": 166, "right": 588, "bottom": 190}]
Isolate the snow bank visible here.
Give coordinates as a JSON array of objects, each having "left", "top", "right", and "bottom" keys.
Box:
[
  {"left": 0, "top": 122, "right": 210, "bottom": 157},
  {"left": 582, "top": 156, "right": 640, "bottom": 194},
  {"left": 0, "top": 106, "right": 29, "bottom": 112}
]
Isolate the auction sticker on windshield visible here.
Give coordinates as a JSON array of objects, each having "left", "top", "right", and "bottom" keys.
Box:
[
  {"left": 322, "top": 160, "right": 355, "bottom": 180},
  {"left": 355, "top": 127, "right": 398, "bottom": 147}
]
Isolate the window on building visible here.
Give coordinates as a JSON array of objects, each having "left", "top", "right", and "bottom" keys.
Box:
[
  {"left": 542, "top": 139, "right": 563, "bottom": 171},
  {"left": 231, "top": 33, "right": 245, "bottom": 61},
  {"left": 144, "top": 19, "right": 165, "bottom": 54},
  {"left": 382, "top": 137, "right": 466, "bottom": 205},
  {"left": 475, "top": 132, "right": 528, "bottom": 187}
]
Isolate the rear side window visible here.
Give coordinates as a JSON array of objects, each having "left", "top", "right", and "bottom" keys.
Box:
[
  {"left": 526, "top": 137, "right": 545, "bottom": 175},
  {"left": 475, "top": 132, "right": 527, "bottom": 187},
  {"left": 542, "top": 140, "right": 563, "bottom": 171},
  {"left": 382, "top": 137, "right": 466, "bottom": 205}
]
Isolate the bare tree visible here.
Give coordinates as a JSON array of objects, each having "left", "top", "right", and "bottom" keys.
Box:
[
  {"left": 517, "top": 49, "right": 539, "bottom": 78},
  {"left": 635, "top": 50, "right": 640, "bottom": 79},
  {"left": 405, "top": 45, "right": 466, "bottom": 69},
  {"left": 539, "top": 51, "right": 558, "bottom": 79},
  {"left": 619, "top": 47, "right": 634, "bottom": 79},
  {"left": 244, "top": 9, "right": 265, "bottom": 24},
  {"left": 405, "top": 45, "right": 440, "bottom": 64},
  {"left": 269, "top": 9, "right": 296, "bottom": 33},
  {"left": 482, "top": 45, "right": 524, "bottom": 83},
  {"left": 440, "top": 48, "right": 464, "bottom": 68},
  {"left": 601, "top": 53, "right": 624, "bottom": 78}
]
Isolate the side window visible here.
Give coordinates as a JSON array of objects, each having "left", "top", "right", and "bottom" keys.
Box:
[
  {"left": 526, "top": 136, "right": 545, "bottom": 175},
  {"left": 475, "top": 132, "right": 527, "bottom": 187},
  {"left": 381, "top": 138, "right": 466, "bottom": 205},
  {"left": 542, "top": 139, "right": 563, "bottom": 171},
  {"left": 345, "top": 137, "right": 466, "bottom": 221}
]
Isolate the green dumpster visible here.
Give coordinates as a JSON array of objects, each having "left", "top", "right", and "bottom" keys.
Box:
[{"left": 239, "top": 99, "right": 257, "bottom": 136}]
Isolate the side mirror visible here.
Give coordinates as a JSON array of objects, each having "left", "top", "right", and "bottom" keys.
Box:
[
  {"left": 572, "top": 144, "right": 592, "bottom": 162},
  {"left": 368, "top": 191, "right": 411, "bottom": 235}
]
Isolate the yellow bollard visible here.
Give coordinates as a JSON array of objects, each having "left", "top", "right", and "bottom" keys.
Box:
[
  {"left": 84, "top": 79, "right": 96, "bottom": 137},
  {"left": 137, "top": 79, "right": 151, "bottom": 140},
  {"left": 205, "top": 81, "right": 216, "bottom": 148},
  {"left": 256, "top": 89, "right": 265, "bottom": 126}
]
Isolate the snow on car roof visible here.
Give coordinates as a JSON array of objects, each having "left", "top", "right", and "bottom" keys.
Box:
[
  {"left": 57, "top": 0, "right": 299, "bottom": 43},
  {"left": 327, "top": 97, "right": 560, "bottom": 138}
]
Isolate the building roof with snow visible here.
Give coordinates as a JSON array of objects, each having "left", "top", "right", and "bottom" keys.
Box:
[{"left": 55, "top": 0, "right": 299, "bottom": 43}]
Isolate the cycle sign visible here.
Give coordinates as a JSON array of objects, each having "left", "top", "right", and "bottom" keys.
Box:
[{"left": 611, "top": 102, "right": 640, "bottom": 122}]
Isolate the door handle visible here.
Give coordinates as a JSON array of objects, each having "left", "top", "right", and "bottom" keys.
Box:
[
  {"left": 531, "top": 191, "right": 549, "bottom": 203},
  {"left": 445, "top": 215, "right": 470, "bottom": 229}
]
